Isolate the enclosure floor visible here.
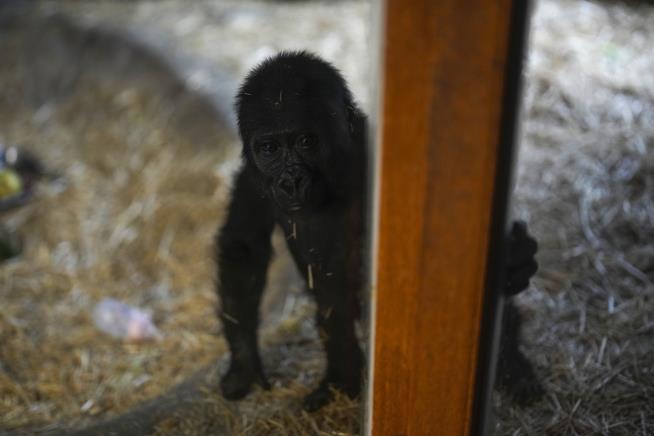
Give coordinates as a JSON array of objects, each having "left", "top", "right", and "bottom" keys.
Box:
[{"left": 1, "top": 0, "right": 653, "bottom": 435}]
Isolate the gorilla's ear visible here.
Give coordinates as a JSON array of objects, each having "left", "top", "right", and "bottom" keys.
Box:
[
  {"left": 346, "top": 102, "right": 367, "bottom": 141},
  {"left": 346, "top": 103, "right": 356, "bottom": 134}
]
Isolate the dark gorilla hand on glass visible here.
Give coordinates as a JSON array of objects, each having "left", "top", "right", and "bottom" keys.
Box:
[{"left": 498, "top": 220, "right": 544, "bottom": 404}]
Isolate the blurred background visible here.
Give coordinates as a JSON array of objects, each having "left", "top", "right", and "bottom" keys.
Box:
[
  {"left": 0, "top": 0, "right": 652, "bottom": 435},
  {"left": 499, "top": 1, "right": 654, "bottom": 434}
]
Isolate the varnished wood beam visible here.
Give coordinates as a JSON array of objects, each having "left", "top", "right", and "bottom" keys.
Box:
[{"left": 368, "top": 1, "right": 529, "bottom": 434}]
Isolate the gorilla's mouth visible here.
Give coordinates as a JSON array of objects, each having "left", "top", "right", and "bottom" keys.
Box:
[
  {"left": 272, "top": 181, "right": 310, "bottom": 213},
  {"left": 271, "top": 188, "right": 305, "bottom": 213}
]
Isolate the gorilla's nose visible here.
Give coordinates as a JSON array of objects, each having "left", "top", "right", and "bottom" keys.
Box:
[
  {"left": 278, "top": 175, "right": 302, "bottom": 197},
  {"left": 278, "top": 169, "right": 308, "bottom": 198}
]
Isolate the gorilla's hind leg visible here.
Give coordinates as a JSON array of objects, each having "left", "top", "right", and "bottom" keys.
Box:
[
  {"left": 304, "top": 289, "right": 364, "bottom": 411},
  {"left": 496, "top": 300, "right": 544, "bottom": 404}
]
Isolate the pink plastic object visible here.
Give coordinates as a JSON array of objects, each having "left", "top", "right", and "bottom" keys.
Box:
[{"left": 93, "top": 298, "right": 162, "bottom": 342}]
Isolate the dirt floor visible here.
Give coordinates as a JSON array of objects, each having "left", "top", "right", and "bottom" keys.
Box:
[{"left": 0, "top": 0, "right": 653, "bottom": 435}]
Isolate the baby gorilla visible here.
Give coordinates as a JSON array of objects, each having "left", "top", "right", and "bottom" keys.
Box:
[
  {"left": 215, "top": 51, "right": 542, "bottom": 411},
  {"left": 216, "top": 51, "right": 367, "bottom": 411}
]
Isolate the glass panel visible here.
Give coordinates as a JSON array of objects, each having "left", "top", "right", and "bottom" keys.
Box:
[
  {"left": 0, "top": 1, "right": 373, "bottom": 434},
  {"left": 494, "top": 0, "right": 654, "bottom": 434}
]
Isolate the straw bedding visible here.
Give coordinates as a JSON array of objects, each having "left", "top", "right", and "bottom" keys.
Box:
[
  {"left": 496, "top": 1, "right": 654, "bottom": 434},
  {"left": 0, "top": 0, "right": 652, "bottom": 434}
]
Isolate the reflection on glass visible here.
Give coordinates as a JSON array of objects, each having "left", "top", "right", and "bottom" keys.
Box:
[{"left": 494, "top": 0, "right": 654, "bottom": 434}]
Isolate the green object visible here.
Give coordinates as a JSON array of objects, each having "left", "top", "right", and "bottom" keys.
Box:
[
  {"left": 0, "top": 168, "right": 23, "bottom": 199},
  {"left": 0, "top": 227, "right": 21, "bottom": 261}
]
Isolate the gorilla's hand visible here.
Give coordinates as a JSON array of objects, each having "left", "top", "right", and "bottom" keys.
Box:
[{"left": 505, "top": 220, "right": 538, "bottom": 296}]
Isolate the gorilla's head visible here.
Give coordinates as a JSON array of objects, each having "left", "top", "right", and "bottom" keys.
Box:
[{"left": 235, "top": 51, "right": 363, "bottom": 215}]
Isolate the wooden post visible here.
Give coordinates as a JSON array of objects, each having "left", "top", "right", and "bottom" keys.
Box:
[{"left": 367, "top": 0, "right": 529, "bottom": 434}]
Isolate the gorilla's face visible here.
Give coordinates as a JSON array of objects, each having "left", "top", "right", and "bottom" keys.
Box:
[
  {"left": 250, "top": 129, "right": 323, "bottom": 213},
  {"left": 236, "top": 52, "right": 359, "bottom": 215},
  {"left": 246, "top": 103, "right": 350, "bottom": 215}
]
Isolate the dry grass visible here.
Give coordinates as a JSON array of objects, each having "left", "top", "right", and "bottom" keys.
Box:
[
  {"left": 0, "top": 61, "right": 231, "bottom": 428},
  {"left": 1, "top": 0, "right": 653, "bottom": 435},
  {"left": 495, "top": 1, "right": 654, "bottom": 434}
]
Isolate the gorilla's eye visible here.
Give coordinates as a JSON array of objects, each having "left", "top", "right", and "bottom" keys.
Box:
[
  {"left": 259, "top": 142, "right": 279, "bottom": 155},
  {"left": 297, "top": 134, "right": 317, "bottom": 150}
]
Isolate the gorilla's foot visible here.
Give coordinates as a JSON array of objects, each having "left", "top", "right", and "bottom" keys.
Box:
[
  {"left": 220, "top": 362, "right": 270, "bottom": 400},
  {"left": 303, "top": 378, "right": 360, "bottom": 412}
]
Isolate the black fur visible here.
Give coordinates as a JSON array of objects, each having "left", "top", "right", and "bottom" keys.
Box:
[
  {"left": 215, "top": 51, "right": 541, "bottom": 411},
  {"left": 216, "top": 52, "right": 366, "bottom": 411},
  {"left": 497, "top": 220, "right": 543, "bottom": 403}
]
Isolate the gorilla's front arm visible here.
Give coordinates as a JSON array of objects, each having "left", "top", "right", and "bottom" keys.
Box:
[{"left": 216, "top": 168, "right": 274, "bottom": 399}]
